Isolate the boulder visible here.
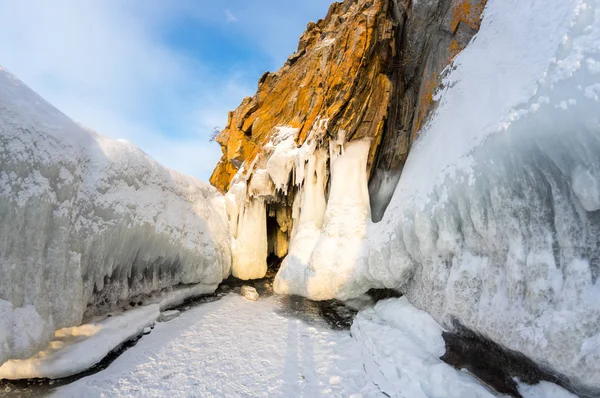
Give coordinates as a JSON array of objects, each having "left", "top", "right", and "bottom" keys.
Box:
[
  {"left": 240, "top": 286, "right": 259, "bottom": 302},
  {"left": 158, "top": 310, "right": 181, "bottom": 323}
]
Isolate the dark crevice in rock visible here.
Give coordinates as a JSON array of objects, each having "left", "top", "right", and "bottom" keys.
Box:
[
  {"left": 368, "top": 0, "right": 487, "bottom": 221},
  {"left": 366, "top": 288, "right": 403, "bottom": 302}
]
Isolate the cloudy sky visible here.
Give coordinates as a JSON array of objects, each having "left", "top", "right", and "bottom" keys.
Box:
[{"left": 0, "top": 0, "right": 331, "bottom": 180}]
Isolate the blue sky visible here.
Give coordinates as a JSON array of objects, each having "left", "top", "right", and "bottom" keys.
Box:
[{"left": 0, "top": 0, "right": 331, "bottom": 180}]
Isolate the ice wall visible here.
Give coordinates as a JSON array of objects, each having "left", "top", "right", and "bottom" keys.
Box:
[
  {"left": 358, "top": 0, "right": 600, "bottom": 393},
  {"left": 0, "top": 67, "right": 231, "bottom": 365}
]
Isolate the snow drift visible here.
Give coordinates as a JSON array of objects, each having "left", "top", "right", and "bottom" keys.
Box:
[
  {"left": 0, "top": 66, "right": 231, "bottom": 366},
  {"left": 353, "top": 297, "right": 578, "bottom": 398},
  {"left": 272, "top": 0, "right": 600, "bottom": 393}
]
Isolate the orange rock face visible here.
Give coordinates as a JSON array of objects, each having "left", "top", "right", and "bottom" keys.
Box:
[
  {"left": 210, "top": 0, "right": 396, "bottom": 192},
  {"left": 211, "top": 0, "right": 487, "bottom": 196}
]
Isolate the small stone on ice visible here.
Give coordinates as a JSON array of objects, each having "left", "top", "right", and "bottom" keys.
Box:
[
  {"left": 158, "top": 310, "right": 181, "bottom": 322},
  {"left": 241, "top": 286, "right": 259, "bottom": 301}
]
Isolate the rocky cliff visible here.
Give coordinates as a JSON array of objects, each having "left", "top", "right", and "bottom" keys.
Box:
[{"left": 210, "top": 0, "right": 486, "bottom": 279}]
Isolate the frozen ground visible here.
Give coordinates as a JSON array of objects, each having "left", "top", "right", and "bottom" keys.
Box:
[
  {"left": 51, "top": 293, "right": 371, "bottom": 398},
  {"left": 0, "top": 291, "right": 564, "bottom": 398}
]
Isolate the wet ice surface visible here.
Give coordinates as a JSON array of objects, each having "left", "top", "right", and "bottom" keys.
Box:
[{"left": 0, "top": 277, "right": 360, "bottom": 398}]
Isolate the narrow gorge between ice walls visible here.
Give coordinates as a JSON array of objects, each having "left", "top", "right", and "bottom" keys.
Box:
[{"left": 1, "top": 0, "right": 600, "bottom": 396}]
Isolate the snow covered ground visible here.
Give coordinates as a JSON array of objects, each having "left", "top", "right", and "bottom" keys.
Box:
[
  {"left": 52, "top": 293, "right": 369, "bottom": 397},
  {"left": 45, "top": 293, "right": 574, "bottom": 398}
]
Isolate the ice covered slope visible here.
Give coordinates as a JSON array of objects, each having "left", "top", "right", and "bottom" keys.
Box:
[
  {"left": 361, "top": 0, "right": 600, "bottom": 394},
  {"left": 0, "top": 67, "right": 231, "bottom": 366}
]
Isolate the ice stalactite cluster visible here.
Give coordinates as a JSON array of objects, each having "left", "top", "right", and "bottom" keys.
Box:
[
  {"left": 0, "top": 67, "right": 231, "bottom": 365},
  {"left": 226, "top": 123, "right": 328, "bottom": 280},
  {"left": 274, "top": 139, "right": 373, "bottom": 300},
  {"left": 226, "top": 117, "right": 374, "bottom": 291}
]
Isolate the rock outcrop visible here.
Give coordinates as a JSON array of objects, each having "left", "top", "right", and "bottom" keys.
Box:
[{"left": 210, "top": 0, "right": 486, "bottom": 279}]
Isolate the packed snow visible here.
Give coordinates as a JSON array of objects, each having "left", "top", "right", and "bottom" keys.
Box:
[
  {"left": 353, "top": 298, "right": 577, "bottom": 398},
  {"left": 0, "top": 66, "right": 231, "bottom": 365},
  {"left": 51, "top": 293, "right": 370, "bottom": 397},
  {"left": 44, "top": 293, "right": 573, "bottom": 398}
]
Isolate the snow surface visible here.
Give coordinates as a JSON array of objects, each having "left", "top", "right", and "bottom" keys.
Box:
[
  {"left": 0, "top": 67, "right": 231, "bottom": 365},
  {"left": 353, "top": 298, "right": 577, "bottom": 398},
  {"left": 52, "top": 294, "right": 371, "bottom": 397},
  {"left": 49, "top": 293, "right": 573, "bottom": 397},
  {"left": 0, "top": 305, "right": 159, "bottom": 380}
]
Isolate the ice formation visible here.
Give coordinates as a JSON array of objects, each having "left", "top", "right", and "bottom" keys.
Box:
[
  {"left": 0, "top": 67, "right": 231, "bottom": 365},
  {"left": 274, "top": 139, "right": 372, "bottom": 299},
  {"left": 358, "top": 0, "right": 600, "bottom": 392}
]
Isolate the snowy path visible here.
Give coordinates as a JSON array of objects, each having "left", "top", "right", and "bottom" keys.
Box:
[
  {"left": 53, "top": 293, "right": 374, "bottom": 397},
  {"left": 2, "top": 290, "right": 576, "bottom": 398}
]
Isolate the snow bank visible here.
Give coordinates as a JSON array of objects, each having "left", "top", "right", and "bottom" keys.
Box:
[
  {"left": 0, "top": 305, "right": 159, "bottom": 380},
  {"left": 352, "top": 298, "right": 497, "bottom": 397},
  {"left": 154, "top": 283, "right": 218, "bottom": 312},
  {"left": 352, "top": 298, "right": 577, "bottom": 398},
  {"left": 0, "top": 67, "right": 231, "bottom": 365},
  {"left": 518, "top": 382, "right": 578, "bottom": 398}
]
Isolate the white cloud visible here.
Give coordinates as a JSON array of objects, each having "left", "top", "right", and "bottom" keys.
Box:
[{"left": 225, "top": 9, "right": 238, "bottom": 23}]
